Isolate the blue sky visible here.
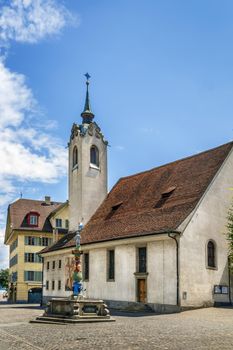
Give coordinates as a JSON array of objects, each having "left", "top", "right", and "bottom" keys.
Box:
[{"left": 0, "top": 0, "right": 232, "bottom": 267}]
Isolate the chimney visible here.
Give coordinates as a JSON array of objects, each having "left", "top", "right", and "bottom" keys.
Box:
[{"left": 44, "top": 196, "right": 51, "bottom": 205}]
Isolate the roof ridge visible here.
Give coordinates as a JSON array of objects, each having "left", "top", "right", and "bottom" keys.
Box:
[
  {"left": 10, "top": 198, "right": 64, "bottom": 205},
  {"left": 119, "top": 141, "right": 233, "bottom": 181}
]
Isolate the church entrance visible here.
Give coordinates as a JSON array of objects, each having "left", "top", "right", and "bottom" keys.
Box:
[{"left": 137, "top": 279, "right": 146, "bottom": 303}]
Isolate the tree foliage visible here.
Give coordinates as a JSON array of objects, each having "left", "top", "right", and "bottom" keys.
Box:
[
  {"left": 227, "top": 204, "right": 233, "bottom": 268},
  {"left": 0, "top": 268, "right": 9, "bottom": 289}
]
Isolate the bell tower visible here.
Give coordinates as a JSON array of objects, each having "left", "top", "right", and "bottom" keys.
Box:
[{"left": 68, "top": 74, "right": 108, "bottom": 231}]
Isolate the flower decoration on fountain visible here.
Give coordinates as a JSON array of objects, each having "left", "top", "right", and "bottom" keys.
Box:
[{"left": 72, "top": 222, "right": 84, "bottom": 298}]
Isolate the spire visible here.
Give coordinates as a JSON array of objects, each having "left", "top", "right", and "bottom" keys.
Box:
[{"left": 81, "top": 73, "right": 95, "bottom": 124}]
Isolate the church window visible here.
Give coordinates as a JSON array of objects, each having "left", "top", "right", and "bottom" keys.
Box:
[
  {"left": 90, "top": 145, "right": 99, "bottom": 167},
  {"left": 138, "top": 247, "right": 147, "bottom": 273},
  {"left": 207, "top": 240, "right": 216, "bottom": 268},
  {"left": 107, "top": 250, "right": 115, "bottom": 281},
  {"left": 73, "top": 146, "right": 78, "bottom": 167},
  {"left": 83, "top": 253, "right": 89, "bottom": 281}
]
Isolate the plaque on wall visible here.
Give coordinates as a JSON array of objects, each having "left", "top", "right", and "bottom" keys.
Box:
[
  {"left": 221, "top": 286, "right": 229, "bottom": 294},
  {"left": 214, "top": 285, "right": 229, "bottom": 294},
  {"left": 83, "top": 305, "right": 98, "bottom": 314}
]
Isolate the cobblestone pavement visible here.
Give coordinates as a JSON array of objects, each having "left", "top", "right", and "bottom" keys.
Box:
[{"left": 0, "top": 304, "right": 233, "bottom": 349}]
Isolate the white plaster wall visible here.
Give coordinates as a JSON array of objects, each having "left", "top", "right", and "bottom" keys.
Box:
[
  {"left": 85, "top": 238, "right": 176, "bottom": 305},
  {"left": 179, "top": 148, "right": 233, "bottom": 307},
  {"left": 43, "top": 253, "right": 73, "bottom": 298},
  {"left": 85, "top": 245, "right": 136, "bottom": 301},
  {"left": 147, "top": 240, "right": 176, "bottom": 305},
  {"left": 68, "top": 123, "right": 107, "bottom": 231}
]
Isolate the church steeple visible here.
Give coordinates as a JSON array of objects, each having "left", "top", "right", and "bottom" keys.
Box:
[{"left": 81, "top": 73, "right": 94, "bottom": 124}]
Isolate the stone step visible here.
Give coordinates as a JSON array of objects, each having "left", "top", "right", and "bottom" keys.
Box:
[
  {"left": 30, "top": 319, "right": 65, "bottom": 325},
  {"left": 30, "top": 316, "right": 115, "bottom": 324}
]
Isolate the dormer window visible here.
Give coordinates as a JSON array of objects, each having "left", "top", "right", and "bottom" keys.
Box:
[
  {"left": 105, "top": 202, "right": 123, "bottom": 220},
  {"left": 90, "top": 145, "right": 99, "bottom": 167},
  {"left": 27, "top": 212, "right": 40, "bottom": 227},
  {"left": 154, "top": 186, "right": 176, "bottom": 209}
]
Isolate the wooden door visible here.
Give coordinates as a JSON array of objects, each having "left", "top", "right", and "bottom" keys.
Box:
[{"left": 137, "top": 279, "right": 146, "bottom": 303}]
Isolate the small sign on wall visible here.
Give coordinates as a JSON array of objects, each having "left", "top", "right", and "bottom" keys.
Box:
[{"left": 214, "top": 285, "right": 229, "bottom": 294}]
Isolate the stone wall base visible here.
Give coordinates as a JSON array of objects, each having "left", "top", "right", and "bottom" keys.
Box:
[
  {"left": 180, "top": 301, "right": 232, "bottom": 311},
  {"left": 148, "top": 303, "right": 181, "bottom": 314},
  {"left": 43, "top": 298, "right": 231, "bottom": 313},
  {"left": 105, "top": 300, "right": 180, "bottom": 314}
]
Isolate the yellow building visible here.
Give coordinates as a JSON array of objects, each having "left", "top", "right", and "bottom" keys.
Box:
[{"left": 4, "top": 197, "right": 69, "bottom": 303}]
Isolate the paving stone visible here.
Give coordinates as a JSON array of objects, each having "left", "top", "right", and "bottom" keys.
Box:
[{"left": 0, "top": 304, "right": 233, "bottom": 349}]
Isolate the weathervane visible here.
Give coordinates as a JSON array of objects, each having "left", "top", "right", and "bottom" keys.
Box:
[
  {"left": 81, "top": 73, "right": 94, "bottom": 123},
  {"left": 84, "top": 72, "right": 91, "bottom": 82}
]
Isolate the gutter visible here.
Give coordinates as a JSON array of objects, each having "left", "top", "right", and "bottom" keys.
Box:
[
  {"left": 38, "top": 229, "right": 181, "bottom": 255},
  {"left": 168, "top": 232, "right": 180, "bottom": 306},
  {"left": 81, "top": 229, "right": 181, "bottom": 246}
]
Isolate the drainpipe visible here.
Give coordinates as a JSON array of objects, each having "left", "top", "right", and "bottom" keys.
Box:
[
  {"left": 228, "top": 256, "right": 232, "bottom": 305},
  {"left": 168, "top": 232, "right": 180, "bottom": 306},
  {"left": 40, "top": 256, "right": 44, "bottom": 307}
]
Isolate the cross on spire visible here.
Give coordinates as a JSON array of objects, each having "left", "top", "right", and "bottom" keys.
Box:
[
  {"left": 81, "top": 73, "right": 94, "bottom": 124},
  {"left": 84, "top": 72, "right": 91, "bottom": 81}
]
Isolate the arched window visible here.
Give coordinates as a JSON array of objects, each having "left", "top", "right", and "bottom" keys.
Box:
[
  {"left": 73, "top": 146, "right": 78, "bottom": 167},
  {"left": 90, "top": 145, "right": 99, "bottom": 167},
  {"left": 207, "top": 240, "right": 216, "bottom": 268}
]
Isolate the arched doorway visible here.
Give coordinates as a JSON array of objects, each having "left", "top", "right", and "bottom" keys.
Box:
[{"left": 28, "top": 288, "right": 42, "bottom": 303}]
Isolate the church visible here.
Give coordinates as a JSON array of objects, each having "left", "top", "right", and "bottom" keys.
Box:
[{"left": 40, "top": 75, "right": 233, "bottom": 312}]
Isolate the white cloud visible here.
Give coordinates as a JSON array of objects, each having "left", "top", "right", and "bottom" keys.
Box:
[
  {"left": 0, "top": 227, "right": 8, "bottom": 268},
  {"left": 0, "top": 61, "right": 67, "bottom": 185},
  {"left": 0, "top": 0, "right": 75, "bottom": 268},
  {"left": 0, "top": 59, "right": 68, "bottom": 267},
  {"left": 0, "top": 0, "right": 76, "bottom": 44},
  {"left": 115, "top": 145, "right": 125, "bottom": 151},
  {"left": 0, "top": 59, "right": 35, "bottom": 128}
]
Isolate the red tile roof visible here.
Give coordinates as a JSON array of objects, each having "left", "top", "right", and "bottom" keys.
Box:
[
  {"left": 39, "top": 232, "right": 76, "bottom": 255},
  {"left": 7, "top": 198, "right": 63, "bottom": 234},
  {"left": 41, "top": 141, "right": 233, "bottom": 253}
]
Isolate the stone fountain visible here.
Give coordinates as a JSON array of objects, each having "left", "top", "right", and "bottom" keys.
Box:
[{"left": 31, "top": 224, "right": 114, "bottom": 324}]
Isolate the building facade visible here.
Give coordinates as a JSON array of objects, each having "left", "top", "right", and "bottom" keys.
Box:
[
  {"left": 4, "top": 197, "right": 68, "bottom": 302},
  {"left": 68, "top": 75, "right": 108, "bottom": 231},
  {"left": 41, "top": 142, "right": 233, "bottom": 312},
  {"left": 40, "top": 74, "right": 109, "bottom": 303}
]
